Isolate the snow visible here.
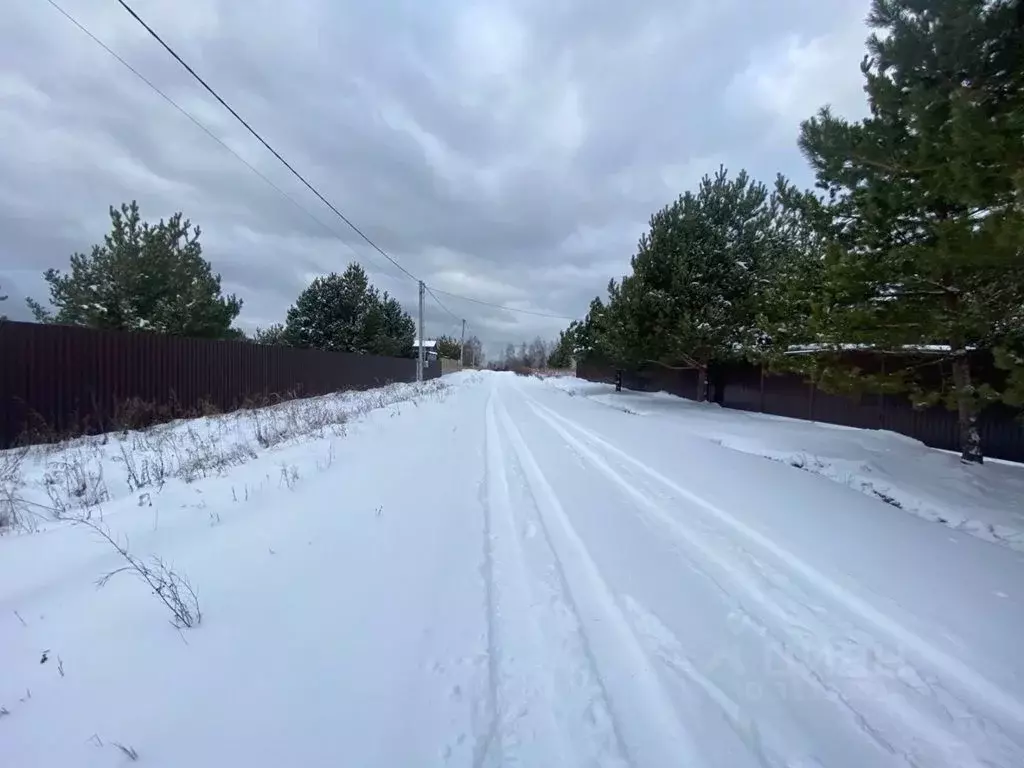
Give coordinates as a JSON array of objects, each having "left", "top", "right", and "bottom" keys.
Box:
[
  {"left": 2, "top": 371, "right": 1023, "bottom": 767},
  {"left": 547, "top": 376, "right": 1024, "bottom": 552},
  {"left": 784, "top": 343, "right": 968, "bottom": 354}
]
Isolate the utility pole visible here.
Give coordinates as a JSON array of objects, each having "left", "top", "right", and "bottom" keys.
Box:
[
  {"left": 459, "top": 318, "right": 466, "bottom": 370},
  {"left": 417, "top": 280, "right": 425, "bottom": 382}
]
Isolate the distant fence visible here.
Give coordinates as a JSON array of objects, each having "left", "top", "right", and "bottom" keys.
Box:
[
  {"left": 0, "top": 321, "right": 439, "bottom": 447},
  {"left": 576, "top": 354, "right": 1024, "bottom": 463},
  {"left": 440, "top": 358, "right": 461, "bottom": 375}
]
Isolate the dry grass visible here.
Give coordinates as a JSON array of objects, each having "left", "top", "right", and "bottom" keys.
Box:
[
  {"left": 0, "top": 446, "right": 31, "bottom": 531},
  {"left": 0, "top": 379, "right": 450, "bottom": 533},
  {"left": 84, "top": 516, "right": 202, "bottom": 629}
]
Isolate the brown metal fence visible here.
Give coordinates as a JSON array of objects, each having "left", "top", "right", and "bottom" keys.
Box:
[
  {"left": 0, "top": 321, "right": 438, "bottom": 447},
  {"left": 576, "top": 355, "right": 1024, "bottom": 463}
]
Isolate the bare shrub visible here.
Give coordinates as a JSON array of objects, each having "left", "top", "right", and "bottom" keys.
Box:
[
  {"left": 115, "top": 439, "right": 167, "bottom": 492},
  {"left": 80, "top": 519, "right": 201, "bottom": 629},
  {"left": 0, "top": 446, "right": 30, "bottom": 531},
  {"left": 198, "top": 398, "right": 221, "bottom": 417},
  {"left": 247, "top": 394, "right": 348, "bottom": 449},
  {"left": 110, "top": 396, "right": 171, "bottom": 434},
  {"left": 42, "top": 447, "right": 108, "bottom": 520}
]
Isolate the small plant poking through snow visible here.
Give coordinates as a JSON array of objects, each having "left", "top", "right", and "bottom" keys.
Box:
[
  {"left": 113, "top": 743, "right": 139, "bottom": 761},
  {"left": 80, "top": 519, "right": 201, "bottom": 629},
  {"left": 279, "top": 464, "right": 299, "bottom": 490}
]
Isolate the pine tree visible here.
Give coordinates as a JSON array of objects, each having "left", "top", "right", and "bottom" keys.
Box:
[
  {"left": 282, "top": 264, "right": 415, "bottom": 356},
  {"left": 796, "top": 0, "right": 1024, "bottom": 463},
  {"left": 283, "top": 265, "right": 374, "bottom": 352},
  {"left": 546, "top": 329, "right": 574, "bottom": 369},
  {"left": 251, "top": 323, "right": 287, "bottom": 345},
  {"left": 26, "top": 201, "right": 241, "bottom": 338},
  {"left": 614, "top": 167, "right": 791, "bottom": 398},
  {"left": 570, "top": 295, "right": 635, "bottom": 368},
  {"left": 747, "top": 179, "right": 828, "bottom": 360},
  {"left": 435, "top": 335, "right": 462, "bottom": 360},
  {"left": 370, "top": 292, "right": 415, "bottom": 358}
]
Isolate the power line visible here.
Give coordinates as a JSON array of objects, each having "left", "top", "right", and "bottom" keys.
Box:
[
  {"left": 424, "top": 285, "right": 460, "bottom": 322},
  {"left": 112, "top": 0, "right": 580, "bottom": 326},
  {"left": 42, "top": 0, "right": 358, "bottom": 257},
  {"left": 48, "top": 0, "right": 580, "bottom": 325},
  {"left": 113, "top": 0, "right": 419, "bottom": 283},
  {"left": 426, "top": 288, "right": 580, "bottom": 321}
]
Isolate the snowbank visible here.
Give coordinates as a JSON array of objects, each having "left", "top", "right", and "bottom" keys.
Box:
[
  {"left": 0, "top": 373, "right": 490, "bottom": 767},
  {"left": 0, "top": 376, "right": 457, "bottom": 534},
  {"left": 547, "top": 377, "right": 1024, "bottom": 551}
]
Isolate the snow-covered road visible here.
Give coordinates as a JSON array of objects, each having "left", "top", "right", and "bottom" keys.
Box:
[{"left": 2, "top": 371, "right": 1022, "bottom": 767}]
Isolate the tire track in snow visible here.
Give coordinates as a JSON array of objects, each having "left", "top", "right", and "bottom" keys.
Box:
[
  {"left": 498, "top": 410, "right": 631, "bottom": 768},
  {"left": 471, "top": 394, "right": 500, "bottom": 767},
  {"left": 477, "top": 389, "right": 572, "bottom": 766},
  {"left": 524, "top": 395, "right": 1024, "bottom": 768},
  {"left": 493, "top": 390, "right": 709, "bottom": 768}
]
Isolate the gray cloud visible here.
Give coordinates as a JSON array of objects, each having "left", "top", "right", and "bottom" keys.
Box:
[{"left": 0, "top": 0, "right": 872, "bottom": 358}]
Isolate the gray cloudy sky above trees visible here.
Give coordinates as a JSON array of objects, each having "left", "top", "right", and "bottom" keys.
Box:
[{"left": 0, "top": 0, "right": 871, "bottom": 355}]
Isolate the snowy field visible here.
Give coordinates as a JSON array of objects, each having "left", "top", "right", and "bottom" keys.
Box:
[{"left": 1, "top": 370, "right": 1022, "bottom": 767}]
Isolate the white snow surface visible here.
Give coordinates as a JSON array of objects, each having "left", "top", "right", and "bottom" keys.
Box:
[
  {"left": 2, "top": 370, "right": 1023, "bottom": 767},
  {"left": 549, "top": 376, "right": 1024, "bottom": 552}
]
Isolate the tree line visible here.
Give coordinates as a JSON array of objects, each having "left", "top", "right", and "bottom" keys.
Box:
[
  {"left": 0, "top": 197, "right": 576, "bottom": 371},
  {"left": 558, "top": 0, "right": 1023, "bottom": 463},
  {"left": 479, "top": 335, "right": 574, "bottom": 371},
  {"left": 9, "top": 200, "right": 418, "bottom": 358}
]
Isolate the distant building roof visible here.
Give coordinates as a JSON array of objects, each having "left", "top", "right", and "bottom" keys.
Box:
[{"left": 413, "top": 339, "right": 438, "bottom": 348}]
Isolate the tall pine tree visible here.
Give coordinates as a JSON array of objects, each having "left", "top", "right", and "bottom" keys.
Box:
[
  {"left": 27, "top": 201, "right": 242, "bottom": 338},
  {"left": 282, "top": 263, "right": 414, "bottom": 355},
  {"left": 797, "top": 0, "right": 1024, "bottom": 463},
  {"left": 607, "top": 167, "right": 794, "bottom": 398},
  {"left": 546, "top": 328, "right": 575, "bottom": 369},
  {"left": 370, "top": 291, "right": 415, "bottom": 358}
]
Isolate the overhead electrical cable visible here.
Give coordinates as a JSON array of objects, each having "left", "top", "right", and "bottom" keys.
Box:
[{"left": 49, "top": 0, "right": 582, "bottom": 324}]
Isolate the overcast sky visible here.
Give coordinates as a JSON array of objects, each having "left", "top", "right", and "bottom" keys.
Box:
[{"left": 1, "top": 0, "right": 873, "bottom": 358}]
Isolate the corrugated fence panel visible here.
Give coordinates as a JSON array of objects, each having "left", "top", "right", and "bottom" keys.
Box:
[{"left": 0, "top": 321, "right": 431, "bottom": 446}]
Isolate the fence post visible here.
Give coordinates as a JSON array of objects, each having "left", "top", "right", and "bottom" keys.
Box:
[
  {"left": 759, "top": 363, "right": 765, "bottom": 413},
  {"left": 808, "top": 379, "right": 816, "bottom": 422},
  {"left": 615, "top": 370, "right": 622, "bottom": 392},
  {"left": 879, "top": 354, "right": 887, "bottom": 429}
]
